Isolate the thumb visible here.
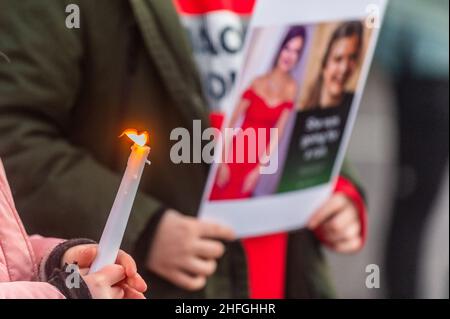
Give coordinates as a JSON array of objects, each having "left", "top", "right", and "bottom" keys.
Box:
[
  {"left": 64, "top": 245, "right": 98, "bottom": 268},
  {"left": 199, "top": 221, "right": 236, "bottom": 241}
]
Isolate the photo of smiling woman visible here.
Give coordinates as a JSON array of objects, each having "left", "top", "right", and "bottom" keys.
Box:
[
  {"left": 209, "top": 26, "right": 308, "bottom": 201},
  {"left": 277, "top": 21, "right": 369, "bottom": 192},
  {"left": 302, "top": 21, "right": 364, "bottom": 111}
]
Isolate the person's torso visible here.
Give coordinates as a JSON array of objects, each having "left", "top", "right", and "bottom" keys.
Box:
[{"left": 66, "top": 0, "right": 209, "bottom": 216}]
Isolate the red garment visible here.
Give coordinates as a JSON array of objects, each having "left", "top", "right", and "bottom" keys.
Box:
[
  {"left": 210, "top": 89, "right": 294, "bottom": 299},
  {"left": 174, "top": 0, "right": 255, "bottom": 15},
  {"left": 208, "top": 88, "right": 294, "bottom": 299},
  {"left": 242, "top": 177, "right": 367, "bottom": 299},
  {"left": 210, "top": 89, "right": 294, "bottom": 200},
  {"left": 241, "top": 233, "right": 288, "bottom": 299}
]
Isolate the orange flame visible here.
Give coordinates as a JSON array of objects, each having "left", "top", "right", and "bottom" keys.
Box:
[{"left": 120, "top": 129, "right": 149, "bottom": 147}]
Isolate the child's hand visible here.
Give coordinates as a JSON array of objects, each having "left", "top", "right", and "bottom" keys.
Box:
[
  {"left": 308, "top": 193, "right": 363, "bottom": 254},
  {"left": 62, "top": 245, "right": 147, "bottom": 298},
  {"left": 81, "top": 264, "right": 127, "bottom": 299}
]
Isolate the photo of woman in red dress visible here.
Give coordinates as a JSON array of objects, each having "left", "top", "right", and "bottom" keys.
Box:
[{"left": 210, "top": 26, "right": 308, "bottom": 201}]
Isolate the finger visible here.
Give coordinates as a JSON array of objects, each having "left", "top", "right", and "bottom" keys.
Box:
[
  {"left": 333, "top": 237, "right": 363, "bottom": 254},
  {"left": 218, "top": 174, "right": 229, "bottom": 187},
  {"left": 216, "top": 166, "right": 229, "bottom": 188},
  {"left": 110, "top": 286, "right": 125, "bottom": 299},
  {"left": 170, "top": 271, "right": 207, "bottom": 292},
  {"left": 193, "top": 240, "right": 225, "bottom": 259},
  {"left": 198, "top": 221, "right": 236, "bottom": 241},
  {"left": 322, "top": 207, "right": 358, "bottom": 238},
  {"left": 308, "top": 194, "right": 350, "bottom": 229},
  {"left": 64, "top": 245, "right": 97, "bottom": 268},
  {"left": 242, "top": 181, "right": 251, "bottom": 194},
  {"left": 340, "top": 222, "right": 362, "bottom": 242},
  {"left": 120, "top": 283, "right": 146, "bottom": 299},
  {"left": 242, "top": 173, "right": 257, "bottom": 194},
  {"left": 116, "top": 250, "right": 137, "bottom": 277},
  {"left": 242, "top": 176, "right": 250, "bottom": 194},
  {"left": 216, "top": 173, "right": 223, "bottom": 188},
  {"left": 322, "top": 220, "right": 361, "bottom": 244},
  {"left": 181, "top": 257, "right": 217, "bottom": 277},
  {"left": 98, "top": 264, "right": 126, "bottom": 286},
  {"left": 125, "top": 273, "right": 147, "bottom": 293},
  {"left": 217, "top": 172, "right": 225, "bottom": 187},
  {"left": 79, "top": 268, "right": 89, "bottom": 276}
]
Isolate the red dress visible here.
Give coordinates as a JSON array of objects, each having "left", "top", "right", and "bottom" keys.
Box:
[
  {"left": 209, "top": 88, "right": 293, "bottom": 299},
  {"left": 210, "top": 88, "right": 294, "bottom": 200}
]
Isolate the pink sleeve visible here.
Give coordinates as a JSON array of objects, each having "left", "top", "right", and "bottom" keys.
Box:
[
  {"left": 28, "top": 235, "right": 65, "bottom": 269},
  {"left": 0, "top": 281, "right": 65, "bottom": 299}
]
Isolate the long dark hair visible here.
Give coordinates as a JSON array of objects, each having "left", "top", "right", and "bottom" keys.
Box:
[
  {"left": 304, "top": 21, "right": 364, "bottom": 110},
  {"left": 272, "top": 25, "right": 307, "bottom": 70}
]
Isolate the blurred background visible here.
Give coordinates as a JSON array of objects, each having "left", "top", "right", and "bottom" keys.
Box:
[{"left": 327, "top": 0, "right": 449, "bottom": 299}]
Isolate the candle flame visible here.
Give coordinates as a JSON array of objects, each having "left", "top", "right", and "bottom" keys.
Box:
[{"left": 120, "top": 129, "right": 149, "bottom": 147}]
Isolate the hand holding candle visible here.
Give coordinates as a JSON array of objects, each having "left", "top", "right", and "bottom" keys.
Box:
[{"left": 90, "top": 129, "right": 151, "bottom": 273}]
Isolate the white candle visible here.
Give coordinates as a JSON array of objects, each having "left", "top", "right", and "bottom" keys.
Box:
[{"left": 90, "top": 130, "right": 150, "bottom": 273}]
